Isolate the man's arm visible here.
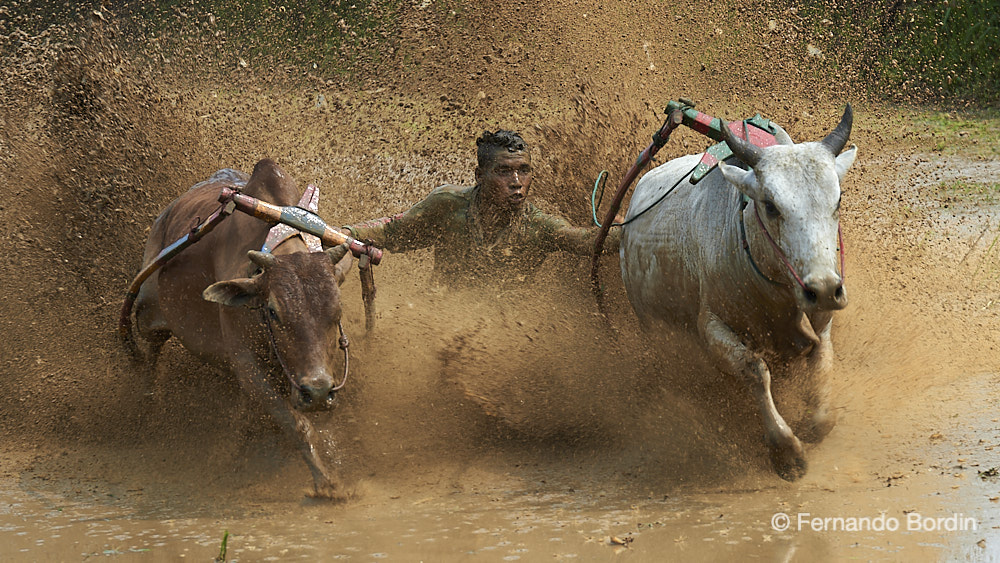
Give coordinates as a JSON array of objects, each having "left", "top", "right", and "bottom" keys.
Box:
[
  {"left": 344, "top": 187, "right": 465, "bottom": 252},
  {"left": 530, "top": 209, "right": 621, "bottom": 256},
  {"left": 342, "top": 214, "right": 399, "bottom": 249}
]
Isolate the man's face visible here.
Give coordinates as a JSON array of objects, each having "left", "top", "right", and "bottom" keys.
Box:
[{"left": 476, "top": 150, "right": 533, "bottom": 213}]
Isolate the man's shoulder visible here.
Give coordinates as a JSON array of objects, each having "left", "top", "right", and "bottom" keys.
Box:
[
  {"left": 428, "top": 184, "right": 475, "bottom": 201},
  {"left": 403, "top": 184, "right": 473, "bottom": 223}
]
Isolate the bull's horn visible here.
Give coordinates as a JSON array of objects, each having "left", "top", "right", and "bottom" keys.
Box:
[
  {"left": 721, "top": 120, "right": 764, "bottom": 168},
  {"left": 248, "top": 250, "right": 278, "bottom": 269},
  {"left": 820, "top": 104, "right": 853, "bottom": 155},
  {"left": 325, "top": 243, "right": 349, "bottom": 264}
]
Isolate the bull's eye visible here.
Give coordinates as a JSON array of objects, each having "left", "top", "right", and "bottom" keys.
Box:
[
  {"left": 267, "top": 306, "right": 279, "bottom": 322},
  {"left": 763, "top": 200, "right": 780, "bottom": 218}
]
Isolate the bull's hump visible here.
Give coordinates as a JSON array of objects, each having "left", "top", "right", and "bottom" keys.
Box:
[
  {"left": 189, "top": 168, "right": 247, "bottom": 191},
  {"left": 244, "top": 159, "right": 298, "bottom": 205},
  {"left": 252, "top": 158, "right": 282, "bottom": 177}
]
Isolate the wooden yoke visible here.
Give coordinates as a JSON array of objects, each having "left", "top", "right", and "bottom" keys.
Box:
[{"left": 219, "top": 187, "right": 383, "bottom": 265}]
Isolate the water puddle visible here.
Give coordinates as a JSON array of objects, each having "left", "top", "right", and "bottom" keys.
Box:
[{"left": 3, "top": 372, "right": 998, "bottom": 561}]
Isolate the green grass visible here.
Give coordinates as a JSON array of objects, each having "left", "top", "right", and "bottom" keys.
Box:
[
  {"left": 935, "top": 180, "right": 1000, "bottom": 204},
  {"left": 886, "top": 0, "right": 1000, "bottom": 106},
  {"left": 912, "top": 110, "right": 1000, "bottom": 158},
  {"left": 1, "top": 1, "right": 404, "bottom": 80},
  {"left": 788, "top": 0, "right": 1000, "bottom": 107},
  {"left": 127, "top": 0, "right": 404, "bottom": 79},
  {"left": 215, "top": 529, "right": 229, "bottom": 562}
]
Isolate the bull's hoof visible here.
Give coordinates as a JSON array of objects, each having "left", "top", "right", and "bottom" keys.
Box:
[
  {"left": 773, "top": 454, "right": 808, "bottom": 481},
  {"left": 767, "top": 436, "right": 807, "bottom": 481},
  {"left": 306, "top": 482, "right": 349, "bottom": 502}
]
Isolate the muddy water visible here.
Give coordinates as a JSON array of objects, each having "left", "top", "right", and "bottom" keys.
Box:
[
  {"left": 2, "top": 372, "right": 999, "bottom": 562},
  {"left": 2, "top": 84, "right": 999, "bottom": 559}
]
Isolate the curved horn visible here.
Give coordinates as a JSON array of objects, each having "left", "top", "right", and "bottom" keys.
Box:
[
  {"left": 325, "top": 243, "right": 349, "bottom": 264},
  {"left": 248, "top": 250, "right": 278, "bottom": 269},
  {"left": 821, "top": 104, "right": 853, "bottom": 155},
  {"left": 721, "top": 120, "right": 764, "bottom": 168}
]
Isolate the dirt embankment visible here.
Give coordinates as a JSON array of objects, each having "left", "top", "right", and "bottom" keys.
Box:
[{"left": 0, "top": 0, "right": 996, "bottom": 501}]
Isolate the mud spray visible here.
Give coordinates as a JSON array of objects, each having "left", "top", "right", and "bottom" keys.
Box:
[{"left": 1, "top": 2, "right": 997, "bottom": 560}]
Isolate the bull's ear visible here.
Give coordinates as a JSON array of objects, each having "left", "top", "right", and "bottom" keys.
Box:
[
  {"left": 773, "top": 124, "right": 795, "bottom": 145},
  {"left": 203, "top": 278, "right": 263, "bottom": 308},
  {"left": 326, "top": 243, "right": 354, "bottom": 285},
  {"left": 834, "top": 145, "right": 858, "bottom": 182},
  {"left": 719, "top": 161, "right": 760, "bottom": 198}
]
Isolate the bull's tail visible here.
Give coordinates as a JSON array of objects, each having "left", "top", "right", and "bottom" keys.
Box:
[
  {"left": 118, "top": 192, "right": 238, "bottom": 364},
  {"left": 118, "top": 292, "right": 145, "bottom": 364}
]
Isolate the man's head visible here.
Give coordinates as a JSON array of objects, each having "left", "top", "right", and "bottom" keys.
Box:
[{"left": 475, "top": 130, "right": 533, "bottom": 214}]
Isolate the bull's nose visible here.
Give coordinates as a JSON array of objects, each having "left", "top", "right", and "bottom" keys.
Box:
[
  {"left": 298, "top": 375, "right": 334, "bottom": 407},
  {"left": 801, "top": 275, "right": 848, "bottom": 311}
]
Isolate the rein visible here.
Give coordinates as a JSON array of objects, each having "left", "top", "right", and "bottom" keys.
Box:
[
  {"left": 263, "top": 310, "right": 350, "bottom": 393},
  {"left": 740, "top": 195, "right": 846, "bottom": 291}
]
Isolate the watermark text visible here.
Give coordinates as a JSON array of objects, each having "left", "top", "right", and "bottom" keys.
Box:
[{"left": 770, "top": 512, "right": 978, "bottom": 533}]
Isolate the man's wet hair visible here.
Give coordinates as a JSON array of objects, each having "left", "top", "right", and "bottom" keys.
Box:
[{"left": 476, "top": 130, "right": 527, "bottom": 168}]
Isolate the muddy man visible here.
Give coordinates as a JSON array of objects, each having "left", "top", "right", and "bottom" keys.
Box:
[{"left": 344, "top": 130, "right": 621, "bottom": 287}]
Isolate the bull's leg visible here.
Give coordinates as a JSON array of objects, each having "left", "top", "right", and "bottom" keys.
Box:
[
  {"left": 232, "top": 355, "right": 346, "bottom": 501},
  {"left": 799, "top": 318, "right": 837, "bottom": 443},
  {"left": 137, "top": 329, "right": 170, "bottom": 398},
  {"left": 698, "top": 307, "right": 806, "bottom": 481},
  {"left": 135, "top": 294, "right": 170, "bottom": 397}
]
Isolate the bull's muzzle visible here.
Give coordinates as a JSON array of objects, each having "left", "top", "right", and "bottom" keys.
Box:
[
  {"left": 294, "top": 373, "right": 336, "bottom": 411},
  {"left": 800, "top": 274, "right": 848, "bottom": 311}
]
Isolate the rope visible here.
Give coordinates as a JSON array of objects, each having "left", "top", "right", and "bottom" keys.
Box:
[
  {"left": 263, "top": 310, "right": 350, "bottom": 394},
  {"left": 331, "top": 322, "right": 350, "bottom": 392},
  {"left": 591, "top": 170, "right": 609, "bottom": 227},
  {"left": 590, "top": 162, "right": 699, "bottom": 228},
  {"left": 739, "top": 195, "right": 785, "bottom": 287}
]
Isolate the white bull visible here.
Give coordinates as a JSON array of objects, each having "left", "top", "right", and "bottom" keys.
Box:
[{"left": 620, "top": 106, "right": 857, "bottom": 480}]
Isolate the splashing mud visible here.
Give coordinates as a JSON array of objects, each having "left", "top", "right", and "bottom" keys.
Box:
[{"left": 1, "top": 2, "right": 998, "bottom": 561}]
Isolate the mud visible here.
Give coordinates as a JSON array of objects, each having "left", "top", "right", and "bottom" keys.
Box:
[{"left": 1, "top": 1, "right": 999, "bottom": 561}]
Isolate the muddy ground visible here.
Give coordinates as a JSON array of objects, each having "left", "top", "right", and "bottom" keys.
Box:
[{"left": 1, "top": 1, "right": 999, "bottom": 561}]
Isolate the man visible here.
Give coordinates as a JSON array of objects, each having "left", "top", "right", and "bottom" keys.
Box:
[{"left": 344, "top": 130, "right": 620, "bottom": 287}]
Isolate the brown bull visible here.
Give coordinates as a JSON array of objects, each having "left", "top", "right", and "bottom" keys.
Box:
[{"left": 130, "top": 159, "right": 353, "bottom": 499}]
